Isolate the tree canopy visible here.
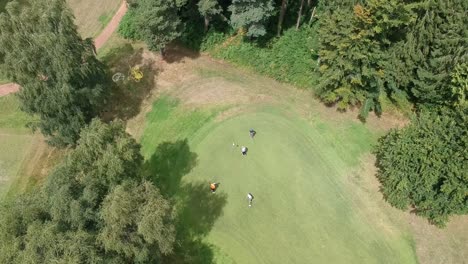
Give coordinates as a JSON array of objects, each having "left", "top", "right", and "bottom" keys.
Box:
[
  {"left": 0, "top": 0, "right": 107, "bottom": 146},
  {"left": 131, "top": 0, "right": 182, "bottom": 53},
  {"left": 228, "top": 0, "right": 274, "bottom": 37},
  {"left": 0, "top": 120, "right": 175, "bottom": 263},
  {"left": 375, "top": 109, "right": 467, "bottom": 226}
]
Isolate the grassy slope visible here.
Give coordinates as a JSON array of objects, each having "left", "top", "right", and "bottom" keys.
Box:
[
  {"left": 140, "top": 97, "right": 417, "bottom": 263},
  {"left": 0, "top": 96, "right": 36, "bottom": 197}
]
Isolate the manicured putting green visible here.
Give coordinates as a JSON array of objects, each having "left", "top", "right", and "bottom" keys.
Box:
[
  {"left": 141, "top": 99, "right": 417, "bottom": 263},
  {"left": 184, "top": 111, "right": 416, "bottom": 263}
]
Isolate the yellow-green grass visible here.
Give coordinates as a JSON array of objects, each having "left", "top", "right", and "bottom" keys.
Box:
[
  {"left": 67, "top": 0, "right": 121, "bottom": 38},
  {"left": 0, "top": 95, "right": 35, "bottom": 197},
  {"left": 0, "top": 131, "right": 33, "bottom": 197},
  {"left": 140, "top": 96, "right": 418, "bottom": 263},
  {"left": 0, "top": 95, "right": 61, "bottom": 198}
]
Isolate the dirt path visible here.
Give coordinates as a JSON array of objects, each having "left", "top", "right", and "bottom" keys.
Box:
[
  {"left": 0, "top": 1, "right": 128, "bottom": 98},
  {"left": 0, "top": 83, "right": 19, "bottom": 97},
  {"left": 94, "top": 1, "right": 127, "bottom": 50}
]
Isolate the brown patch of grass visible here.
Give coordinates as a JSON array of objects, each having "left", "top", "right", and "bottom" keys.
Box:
[{"left": 351, "top": 155, "right": 468, "bottom": 264}]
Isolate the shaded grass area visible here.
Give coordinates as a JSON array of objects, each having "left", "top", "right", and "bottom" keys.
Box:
[
  {"left": 140, "top": 97, "right": 225, "bottom": 263},
  {"left": 140, "top": 95, "right": 417, "bottom": 263},
  {"left": 98, "top": 40, "right": 157, "bottom": 122}
]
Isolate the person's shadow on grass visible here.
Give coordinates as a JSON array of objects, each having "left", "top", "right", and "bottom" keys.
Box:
[{"left": 144, "top": 140, "right": 228, "bottom": 263}]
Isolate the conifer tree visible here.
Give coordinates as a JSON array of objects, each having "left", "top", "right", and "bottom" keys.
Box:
[
  {"left": 401, "top": 0, "right": 468, "bottom": 107},
  {"left": 376, "top": 108, "right": 468, "bottom": 226},
  {"left": 0, "top": 0, "right": 107, "bottom": 146},
  {"left": 316, "top": 0, "right": 415, "bottom": 118},
  {"left": 133, "top": 0, "right": 182, "bottom": 54}
]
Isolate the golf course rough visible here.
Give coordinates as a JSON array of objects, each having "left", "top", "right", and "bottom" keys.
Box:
[{"left": 141, "top": 97, "right": 418, "bottom": 264}]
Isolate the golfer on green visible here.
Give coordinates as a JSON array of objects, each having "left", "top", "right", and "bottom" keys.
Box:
[{"left": 247, "top": 193, "right": 254, "bottom": 207}]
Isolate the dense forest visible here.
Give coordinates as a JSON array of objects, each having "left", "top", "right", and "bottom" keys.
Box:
[{"left": 0, "top": 0, "right": 466, "bottom": 262}]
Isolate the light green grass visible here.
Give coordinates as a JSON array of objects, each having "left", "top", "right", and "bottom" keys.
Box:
[
  {"left": 0, "top": 95, "right": 36, "bottom": 129},
  {"left": 0, "top": 95, "right": 37, "bottom": 197},
  {"left": 0, "top": 133, "right": 33, "bottom": 197},
  {"left": 141, "top": 97, "right": 418, "bottom": 264}
]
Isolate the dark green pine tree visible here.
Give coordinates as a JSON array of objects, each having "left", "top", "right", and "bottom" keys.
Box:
[
  {"left": 316, "top": 0, "right": 416, "bottom": 119},
  {"left": 0, "top": 0, "right": 107, "bottom": 146},
  {"left": 376, "top": 108, "right": 468, "bottom": 226},
  {"left": 133, "top": 0, "right": 182, "bottom": 54},
  {"left": 402, "top": 0, "right": 468, "bottom": 107},
  {"left": 228, "top": 0, "right": 275, "bottom": 38}
]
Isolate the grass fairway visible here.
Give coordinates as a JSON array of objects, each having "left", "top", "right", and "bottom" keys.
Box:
[{"left": 140, "top": 96, "right": 417, "bottom": 263}]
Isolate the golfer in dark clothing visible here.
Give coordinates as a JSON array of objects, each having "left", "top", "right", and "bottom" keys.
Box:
[{"left": 249, "top": 129, "right": 256, "bottom": 138}]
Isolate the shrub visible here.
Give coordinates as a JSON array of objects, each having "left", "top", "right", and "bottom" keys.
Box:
[{"left": 118, "top": 9, "right": 141, "bottom": 40}]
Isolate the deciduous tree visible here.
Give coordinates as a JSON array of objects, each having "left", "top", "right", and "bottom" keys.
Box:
[
  {"left": 0, "top": 0, "right": 107, "bottom": 146},
  {"left": 198, "top": 0, "right": 222, "bottom": 32},
  {"left": 99, "top": 182, "right": 175, "bottom": 262}
]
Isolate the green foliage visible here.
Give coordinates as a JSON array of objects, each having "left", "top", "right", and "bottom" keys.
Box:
[
  {"left": 450, "top": 63, "right": 468, "bottom": 109},
  {"left": 228, "top": 0, "right": 274, "bottom": 37},
  {"left": 0, "top": 0, "right": 108, "bottom": 146},
  {"left": 118, "top": 9, "right": 141, "bottom": 40},
  {"left": 99, "top": 182, "right": 175, "bottom": 262},
  {"left": 316, "top": 1, "right": 416, "bottom": 118},
  {"left": 376, "top": 109, "right": 468, "bottom": 226},
  {"left": 198, "top": 0, "right": 222, "bottom": 18},
  {"left": 212, "top": 26, "right": 317, "bottom": 88},
  {"left": 0, "top": 120, "right": 175, "bottom": 262},
  {"left": 402, "top": 0, "right": 468, "bottom": 107},
  {"left": 128, "top": 0, "right": 182, "bottom": 52},
  {"left": 44, "top": 119, "right": 143, "bottom": 226}
]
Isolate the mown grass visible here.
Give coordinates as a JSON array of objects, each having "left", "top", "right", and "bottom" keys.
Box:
[
  {"left": 0, "top": 95, "right": 36, "bottom": 129},
  {"left": 0, "top": 95, "right": 35, "bottom": 197},
  {"left": 140, "top": 94, "right": 418, "bottom": 263},
  {"left": 67, "top": 0, "right": 121, "bottom": 37}
]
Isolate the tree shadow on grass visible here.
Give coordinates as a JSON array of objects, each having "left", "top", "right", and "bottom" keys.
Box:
[
  {"left": 100, "top": 44, "right": 158, "bottom": 121},
  {"left": 144, "top": 139, "right": 198, "bottom": 198},
  {"left": 163, "top": 44, "right": 200, "bottom": 64},
  {"left": 144, "top": 140, "right": 227, "bottom": 263}
]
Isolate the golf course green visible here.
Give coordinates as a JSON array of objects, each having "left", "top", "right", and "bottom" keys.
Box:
[{"left": 140, "top": 97, "right": 418, "bottom": 264}]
